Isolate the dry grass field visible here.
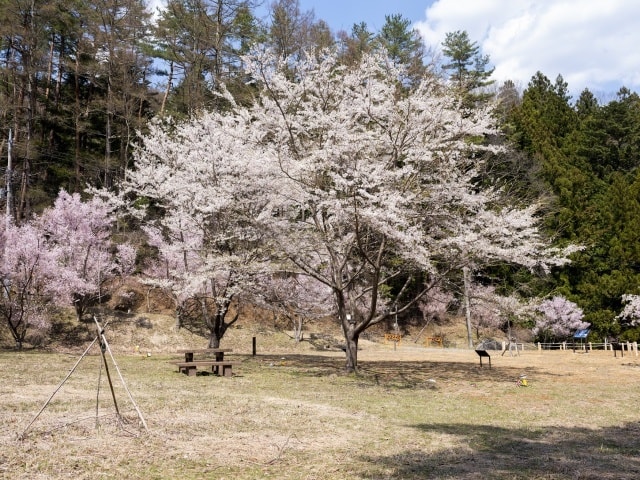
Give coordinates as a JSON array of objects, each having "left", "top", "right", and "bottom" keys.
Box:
[{"left": 1, "top": 313, "right": 640, "bottom": 479}]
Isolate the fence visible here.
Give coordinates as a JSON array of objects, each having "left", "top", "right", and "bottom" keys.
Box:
[{"left": 534, "top": 340, "right": 639, "bottom": 356}]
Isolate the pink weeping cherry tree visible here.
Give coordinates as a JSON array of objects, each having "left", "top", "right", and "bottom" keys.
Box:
[
  {"left": 0, "top": 221, "right": 56, "bottom": 349},
  {"left": 0, "top": 190, "right": 135, "bottom": 347},
  {"left": 39, "top": 190, "right": 136, "bottom": 322}
]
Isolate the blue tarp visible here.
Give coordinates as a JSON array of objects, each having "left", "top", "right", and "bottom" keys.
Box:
[{"left": 573, "top": 329, "right": 590, "bottom": 339}]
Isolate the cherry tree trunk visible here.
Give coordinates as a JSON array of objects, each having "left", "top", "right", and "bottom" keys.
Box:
[
  {"left": 463, "top": 266, "right": 474, "bottom": 348},
  {"left": 208, "top": 334, "right": 221, "bottom": 349},
  {"left": 343, "top": 322, "right": 360, "bottom": 373},
  {"left": 205, "top": 305, "right": 224, "bottom": 349},
  {"left": 204, "top": 299, "right": 233, "bottom": 349},
  {"left": 336, "top": 289, "right": 360, "bottom": 372},
  {"left": 292, "top": 316, "right": 303, "bottom": 342}
]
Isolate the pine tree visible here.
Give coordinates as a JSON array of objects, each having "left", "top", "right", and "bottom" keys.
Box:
[
  {"left": 441, "top": 30, "right": 494, "bottom": 107},
  {"left": 376, "top": 14, "right": 427, "bottom": 83},
  {"left": 153, "top": 0, "right": 261, "bottom": 116}
]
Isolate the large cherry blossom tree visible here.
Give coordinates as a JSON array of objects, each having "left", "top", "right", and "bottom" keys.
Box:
[
  {"left": 123, "top": 48, "right": 570, "bottom": 371},
  {"left": 120, "top": 105, "right": 274, "bottom": 348},
  {"left": 246, "top": 50, "right": 552, "bottom": 370}
]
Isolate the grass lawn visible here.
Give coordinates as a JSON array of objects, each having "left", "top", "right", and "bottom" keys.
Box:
[{"left": 1, "top": 340, "right": 640, "bottom": 479}]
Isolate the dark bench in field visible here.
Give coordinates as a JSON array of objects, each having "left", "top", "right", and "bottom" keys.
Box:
[{"left": 172, "top": 360, "right": 238, "bottom": 377}]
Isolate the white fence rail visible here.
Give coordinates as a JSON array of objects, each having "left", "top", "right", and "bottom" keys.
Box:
[{"left": 531, "top": 340, "right": 639, "bottom": 356}]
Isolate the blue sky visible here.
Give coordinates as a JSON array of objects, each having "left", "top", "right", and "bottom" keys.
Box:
[{"left": 296, "top": 0, "right": 431, "bottom": 33}]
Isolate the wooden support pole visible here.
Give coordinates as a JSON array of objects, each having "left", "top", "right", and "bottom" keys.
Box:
[
  {"left": 20, "top": 337, "right": 98, "bottom": 439},
  {"left": 94, "top": 317, "right": 148, "bottom": 432},
  {"left": 95, "top": 319, "right": 121, "bottom": 421}
]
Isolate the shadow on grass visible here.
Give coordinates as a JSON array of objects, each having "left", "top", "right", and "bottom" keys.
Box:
[
  {"left": 46, "top": 310, "right": 141, "bottom": 349},
  {"left": 358, "top": 421, "right": 640, "bottom": 479},
  {"left": 252, "top": 353, "right": 549, "bottom": 388}
]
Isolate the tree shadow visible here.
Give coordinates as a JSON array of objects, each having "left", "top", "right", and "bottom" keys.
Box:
[
  {"left": 253, "top": 353, "right": 550, "bottom": 388},
  {"left": 358, "top": 421, "right": 640, "bottom": 479},
  {"left": 46, "top": 318, "right": 94, "bottom": 348}
]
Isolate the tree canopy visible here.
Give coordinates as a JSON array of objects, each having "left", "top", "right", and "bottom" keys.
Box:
[{"left": 116, "top": 49, "right": 569, "bottom": 370}]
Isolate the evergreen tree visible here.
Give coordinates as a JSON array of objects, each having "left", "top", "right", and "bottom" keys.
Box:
[
  {"left": 0, "top": 0, "right": 156, "bottom": 213},
  {"left": 575, "top": 88, "right": 599, "bottom": 119},
  {"left": 376, "top": 14, "right": 427, "bottom": 83},
  {"left": 506, "top": 71, "right": 640, "bottom": 340},
  {"left": 0, "top": 0, "right": 55, "bottom": 218},
  {"left": 441, "top": 30, "right": 494, "bottom": 106},
  {"left": 153, "top": 0, "right": 261, "bottom": 116},
  {"left": 337, "top": 22, "right": 374, "bottom": 66}
]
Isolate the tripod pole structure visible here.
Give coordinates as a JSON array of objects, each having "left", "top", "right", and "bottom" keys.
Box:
[
  {"left": 19, "top": 336, "right": 99, "bottom": 440},
  {"left": 94, "top": 317, "right": 149, "bottom": 432},
  {"left": 95, "top": 318, "right": 121, "bottom": 421}
]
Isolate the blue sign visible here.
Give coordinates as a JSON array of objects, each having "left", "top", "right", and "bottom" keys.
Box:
[{"left": 573, "top": 329, "right": 590, "bottom": 339}]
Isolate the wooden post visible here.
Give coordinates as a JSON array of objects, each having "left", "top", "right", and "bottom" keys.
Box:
[
  {"left": 252, "top": 336, "right": 256, "bottom": 356},
  {"left": 95, "top": 321, "right": 121, "bottom": 421},
  {"left": 537, "top": 342, "right": 541, "bottom": 351},
  {"left": 94, "top": 317, "right": 148, "bottom": 432}
]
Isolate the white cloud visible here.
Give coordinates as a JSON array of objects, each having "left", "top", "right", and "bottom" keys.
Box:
[
  {"left": 415, "top": 0, "right": 640, "bottom": 97},
  {"left": 147, "top": 0, "right": 166, "bottom": 17}
]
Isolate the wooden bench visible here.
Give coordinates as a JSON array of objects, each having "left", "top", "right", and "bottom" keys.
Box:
[
  {"left": 177, "top": 348, "right": 232, "bottom": 362},
  {"left": 173, "top": 361, "right": 238, "bottom": 377}
]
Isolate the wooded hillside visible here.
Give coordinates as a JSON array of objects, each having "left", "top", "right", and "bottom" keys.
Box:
[{"left": 2, "top": 0, "right": 640, "bottom": 347}]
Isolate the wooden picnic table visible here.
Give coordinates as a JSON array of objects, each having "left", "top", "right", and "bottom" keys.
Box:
[
  {"left": 173, "top": 348, "right": 236, "bottom": 377},
  {"left": 177, "top": 348, "right": 233, "bottom": 362}
]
